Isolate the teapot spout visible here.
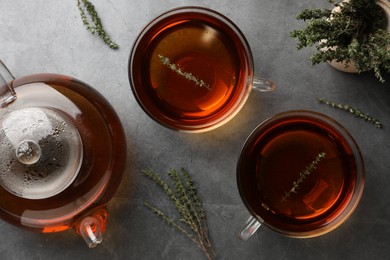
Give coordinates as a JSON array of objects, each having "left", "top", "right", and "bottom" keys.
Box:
[
  {"left": 0, "top": 60, "right": 16, "bottom": 107},
  {"left": 74, "top": 206, "right": 108, "bottom": 248}
]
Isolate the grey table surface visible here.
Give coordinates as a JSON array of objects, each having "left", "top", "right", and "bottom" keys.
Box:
[{"left": 1, "top": 0, "right": 390, "bottom": 259}]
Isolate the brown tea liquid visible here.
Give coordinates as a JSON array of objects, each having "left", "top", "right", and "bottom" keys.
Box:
[
  {"left": 237, "top": 114, "right": 360, "bottom": 235},
  {"left": 130, "top": 9, "right": 253, "bottom": 131},
  {"left": 0, "top": 74, "right": 126, "bottom": 232}
]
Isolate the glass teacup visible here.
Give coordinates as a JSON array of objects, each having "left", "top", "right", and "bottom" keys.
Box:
[
  {"left": 129, "top": 6, "right": 275, "bottom": 133},
  {"left": 237, "top": 110, "right": 364, "bottom": 239}
]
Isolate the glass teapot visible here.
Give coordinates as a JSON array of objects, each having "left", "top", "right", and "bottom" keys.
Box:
[{"left": 0, "top": 60, "right": 127, "bottom": 248}]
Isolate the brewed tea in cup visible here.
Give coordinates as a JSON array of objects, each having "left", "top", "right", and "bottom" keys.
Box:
[
  {"left": 129, "top": 6, "right": 275, "bottom": 132},
  {"left": 237, "top": 110, "right": 364, "bottom": 239}
]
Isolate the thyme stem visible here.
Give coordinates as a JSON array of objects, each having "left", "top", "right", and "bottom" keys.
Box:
[
  {"left": 77, "top": 0, "right": 119, "bottom": 49},
  {"left": 158, "top": 54, "right": 211, "bottom": 90},
  {"left": 281, "top": 152, "right": 327, "bottom": 202},
  {"left": 143, "top": 201, "right": 198, "bottom": 244},
  {"left": 168, "top": 169, "right": 201, "bottom": 234},
  {"left": 182, "top": 168, "right": 212, "bottom": 248},
  {"left": 317, "top": 98, "right": 383, "bottom": 128},
  {"left": 142, "top": 168, "right": 215, "bottom": 259}
]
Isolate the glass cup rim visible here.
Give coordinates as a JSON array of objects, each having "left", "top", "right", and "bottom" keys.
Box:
[
  {"left": 236, "top": 110, "right": 365, "bottom": 238},
  {"left": 128, "top": 6, "right": 255, "bottom": 133}
]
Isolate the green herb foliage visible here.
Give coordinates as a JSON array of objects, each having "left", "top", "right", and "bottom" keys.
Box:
[
  {"left": 77, "top": 0, "right": 119, "bottom": 49},
  {"left": 142, "top": 168, "right": 215, "bottom": 260},
  {"left": 291, "top": 0, "right": 390, "bottom": 82},
  {"left": 317, "top": 97, "right": 383, "bottom": 128}
]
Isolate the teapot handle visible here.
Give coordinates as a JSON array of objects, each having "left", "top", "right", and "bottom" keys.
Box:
[
  {"left": 74, "top": 206, "right": 108, "bottom": 248},
  {"left": 0, "top": 59, "right": 17, "bottom": 107}
]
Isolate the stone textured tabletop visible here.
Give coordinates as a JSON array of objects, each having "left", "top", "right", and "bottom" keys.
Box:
[{"left": 1, "top": 0, "right": 390, "bottom": 259}]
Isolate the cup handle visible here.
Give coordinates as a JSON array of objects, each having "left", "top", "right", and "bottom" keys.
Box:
[
  {"left": 239, "top": 216, "right": 262, "bottom": 241},
  {"left": 252, "top": 76, "right": 276, "bottom": 92}
]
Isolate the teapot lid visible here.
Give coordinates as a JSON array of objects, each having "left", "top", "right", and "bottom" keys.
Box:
[{"left": 0, "top": 107, "right": 83, "bottom": 199}]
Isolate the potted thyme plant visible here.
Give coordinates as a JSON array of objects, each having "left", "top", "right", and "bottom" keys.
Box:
[{"left": 291, "top": 0, "right": 390, "bottom": 82}]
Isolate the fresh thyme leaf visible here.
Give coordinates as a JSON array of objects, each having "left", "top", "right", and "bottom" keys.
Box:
[
  {"left": 77, "top": 0, "right": 119, "bottom": 49},
  {"left": 142, "top": 168, "right": 215, "bottom": 260},
  {"left": 317, "top": 98, "right": 383, "bottom": 128}
]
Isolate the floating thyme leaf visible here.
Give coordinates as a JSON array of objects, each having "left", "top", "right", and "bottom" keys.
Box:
[
  {"left": 77, "top": 0, "right": 119, "bottom": 49},
  {"left": 281, "top": 152, "right": 326, "bottom": 202},
  {"left": 317, "top": 98, "right": 383, "bottom": 129},
  {"left": 142, "top": 168, "right": 215, "bottom": 260},
  {"left": 158, "top": 54, "right": 211, "bottom": 90}
]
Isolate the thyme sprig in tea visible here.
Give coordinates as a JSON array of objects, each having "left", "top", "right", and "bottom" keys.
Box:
[
  {"left": 281, "top": 152, "right": 326, "bottom": 202},
  {"left": 158, "top": 54, "right": 211, "bottom": 90},
  {"left": 317, "top": 98, "right": 383, "bottom": 128},
  {"left": 142, "top": 168, "right": 215, "bottom": 260},
  {"left": 77, "top": 0, "right": 119, "bottom": 49}
]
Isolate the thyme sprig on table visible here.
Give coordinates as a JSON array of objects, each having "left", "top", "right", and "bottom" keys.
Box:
[
  {"left": 317, "top": 98, "right": 383, "bottom": 128},
  {"left": 281, "top": 152, "right": 326, "bottom": 202},
  {"left": 77, "top": 0, "right": 119, "bottom": 49},
  {"left": 142, "top": 168, "right": 215, "bottom": 260}
]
